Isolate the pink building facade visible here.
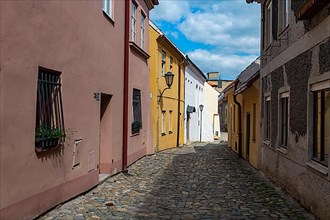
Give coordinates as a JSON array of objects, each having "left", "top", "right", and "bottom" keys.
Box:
[{"left": 0, "top": 0, "right": 157, "bottom": 219}]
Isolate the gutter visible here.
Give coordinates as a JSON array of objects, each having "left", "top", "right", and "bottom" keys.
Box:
[
  {"left": 176, "top": 59, "right": 185, "bottom": 147},
  {"left": 122, "top": 0, "right": 130, "bottom": 173},
  {"left": 233, "top": 80, "right": 242, "bottom": 158}
]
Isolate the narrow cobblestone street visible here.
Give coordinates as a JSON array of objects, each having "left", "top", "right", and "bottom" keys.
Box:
[{"left": 40, "top": 143, "right": 314, "bottom": 220}]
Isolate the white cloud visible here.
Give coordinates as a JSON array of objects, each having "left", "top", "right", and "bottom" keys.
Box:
[
  {"left": 187, "top": 49, "right": 258, "bottom": 79},
  {"left": 150, "top": 0, "right": 190, "bottom": 23},
  {"left": 178, "top": 9, "right": 260, "bottom": 54}
]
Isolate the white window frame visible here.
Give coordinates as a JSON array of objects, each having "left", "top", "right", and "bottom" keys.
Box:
[
  {"left": 161, "top": 111, "right": 166, "bottom": 134},
  {"left": 161, "top": 51, "right": 166, "bottom": 76},
  {"left": 279, "top": 91, "right": 289, "bottom": 147},
  {"left": 311, "top": 80, "right": 330, "bottom": 167},
  {"left": 131, "top": 1, "right": 137, "bottom": 42},
  {"left": 169, "top": 110, "right": 172, "bottom": 133},
  {"left": 102, "top": 0, "right": 113, "bottom": 18},
  {"left": 140, "top": 13, "right": 145, "bottom": 49},
  {"left": 265, "top": 96, "right": 271, "bottom": 140},
  {"left": 278, "top": 0, "right": 290, "bottom": 33},
  {"left": 265, "top": 1, "right": 273, "bottom": 47}
]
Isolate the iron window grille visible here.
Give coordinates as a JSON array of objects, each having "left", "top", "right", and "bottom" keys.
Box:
[
  {"left": 280, "top": 96, "right": 289, "bottom": 147},
  {"left": 132, "top": 89, "right": 142, "bottom": 134},
  {"left": 35, "top": 67, "right": 65, "bottom": 149}
]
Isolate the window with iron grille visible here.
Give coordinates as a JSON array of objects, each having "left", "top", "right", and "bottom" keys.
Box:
[
  {"left": 132, "top": 89, "right": 142, "bottom": 134},
  {"left": 35, "top": 67, "right": 65, "bottom": 149},
  {"left": 313, "top": 89, "right": 329, "bottom": 166},
  {"left": 280, "top": 93, "right": 289, "bottom": 147}
]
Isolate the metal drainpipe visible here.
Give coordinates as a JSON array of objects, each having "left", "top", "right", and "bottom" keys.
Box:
[
  {"left": 122, "top": 0, "right": 130, "bottom": 173},
  {"left": 233, "top": 81, "right": 242, "bottom": 158},
  {"left": 176, "top": 59, "right": 185, "bottom": 147}
]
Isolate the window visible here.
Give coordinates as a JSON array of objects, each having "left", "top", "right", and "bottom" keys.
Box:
[
  {"left": 35, "top": 67, "right": 65, "bottom": 149},
  {"left": 280, "top": 92, "right": 289, "bottom": 147},
  {"left": 161, "top": 111, "right": 166, "bottom": 135},
  {"left": 218, "top": 81, "right": 223, "bottom": 88},
  {"left": 131, "top": 1, "right": 137, "bottom": 42},
  {"left": 169, "top": 110, "right": 172, "bottom": 133},
  {"left": 132, "top": 89, "right": 142, "bottom": 134},
  {"left": 278, "top": 0, "right": 290, "bottom": 33},
  {"left": 265, "top": 1, "right": 273, "bottom": 47},
  {"left": 140, "top": 13, "right": 145, "bottom": 49},
  {"left": 265, "top": 96, "right": 271, "bottom": 139},
  {"left": 161, "top": 51, "right": 166, "bottom": 76},
  {"left": 170, "top": 56, "right": 173, "bottom": 71},
  {"left": 102, "top": 0, "right": 113, "bottom": 18},
  {"left": 313, "top": 89, "right": 329, "bottom": 166}
]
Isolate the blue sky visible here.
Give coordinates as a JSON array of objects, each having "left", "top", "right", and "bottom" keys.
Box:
[{"left": 150, "top": 0, "right": 261, "bottom": 80}]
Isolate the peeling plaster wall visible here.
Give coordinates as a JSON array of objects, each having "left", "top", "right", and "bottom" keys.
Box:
[{"left": 259, "top": 2, "right": 330, "bottom": 218}]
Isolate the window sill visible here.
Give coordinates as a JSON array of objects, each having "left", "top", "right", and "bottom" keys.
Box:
[
  {"left": 102, "top": 10, "right": 115, "bottom": 26},
  {"left": 131, "top": 132, "right": 140, "bottom": 137},
  {"left": 278, "top": 25, "right": 289, "bottom": 39},
  {"left": 306, "top": 160, "right": 328, "bottom": 176},
  {"left": 129, "top": 41, "right": 150, "bottom": 60},
  {"left": 277, "top": 146, "right": 288, "bottom": 155}
]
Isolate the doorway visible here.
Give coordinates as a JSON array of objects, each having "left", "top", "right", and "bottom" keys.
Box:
[
  {"left": 99, "top": 93, "right": 112, "bottom": 176},
  {"left": 246, "top": 112, "right": 251, "bottom": 160}
]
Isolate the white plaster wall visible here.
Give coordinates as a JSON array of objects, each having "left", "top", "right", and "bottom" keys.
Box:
[
  {"left": 184, "top": 66, "right": 205, "bottom": 144},
  {"left": 202, "top": 82, "right": 220, "bottom": 142}
]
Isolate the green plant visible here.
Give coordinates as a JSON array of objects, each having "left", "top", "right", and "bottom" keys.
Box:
[
  {"left": 132, "top": 121, "right": 142, "bottom": 133},
  {"left": 35, "top": 127, "right": 66, "bottom": 142}
]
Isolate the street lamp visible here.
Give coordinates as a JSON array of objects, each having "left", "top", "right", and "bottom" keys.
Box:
[
  {"left": 158, "top": 71, "right": 174, "bottom": 103},
  {"left": 199, "top": 104, "right": 204, "bottom": 142}
]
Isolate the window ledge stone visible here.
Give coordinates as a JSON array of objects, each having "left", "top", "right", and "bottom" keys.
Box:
[
  {"left": 277, "top": 146, "right": 288, "bottom": 155},
  {"left": 129, "top": 42, "right": 150, "bottom": 60},
  {"left": 306, "top": 161, "right": 328, "bottom": 176}
]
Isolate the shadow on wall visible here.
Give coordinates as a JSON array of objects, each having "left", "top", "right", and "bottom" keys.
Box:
[{"left": 134, "top": 144, "right": 312, "bottom": 219}]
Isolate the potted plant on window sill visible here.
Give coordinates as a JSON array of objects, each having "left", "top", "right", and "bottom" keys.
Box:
[
  {"left": 35, "top": 127, "right": 66, "bottom": 151},
  {"left": 131, "top": 121, "right": 142, "bottom": 134}
]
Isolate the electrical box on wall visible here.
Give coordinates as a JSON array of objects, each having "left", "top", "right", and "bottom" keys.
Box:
[{"left": 73, "top": 139, "right": 82, "bottom": 168}]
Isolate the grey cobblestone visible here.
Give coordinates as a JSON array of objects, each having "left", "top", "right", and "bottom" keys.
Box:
[{"left": 38, "top": 143, "right": 315, "bottom": 219}]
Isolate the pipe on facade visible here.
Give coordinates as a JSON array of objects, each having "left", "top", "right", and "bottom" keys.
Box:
[
  {"left": 122, "top": 0, "right": 130, "bottom": 173},
  {"left": 233, "top": 80, "right": 242, "bottom": 158},
  {"left": 176, "top": 59, "right": 185, "bottom": 147}
]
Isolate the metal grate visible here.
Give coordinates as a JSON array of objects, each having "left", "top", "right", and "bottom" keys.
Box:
[{"left": 35, "top": 67, "right": 65, "bottom": 149}]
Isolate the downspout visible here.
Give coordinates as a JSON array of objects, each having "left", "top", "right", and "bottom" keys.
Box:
[
  {"left": 233, "top": 80, "right": 242, "bottom": 158},
  {"left": 176, "top": 59, "right": 185, "bottom": 147},
  {"left": 122, "top": 0, "right": 130, "bottom": 173}
]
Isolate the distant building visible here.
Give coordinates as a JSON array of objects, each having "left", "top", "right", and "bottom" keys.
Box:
[
  {"left": 206, "top": 72, "right": 233, "bottom": 94},
  {"left": 225, "top": 59, "right": 260, "bottom": 168},
  {"left": 184, "top": 57, "right": 207, "bottom": 144}
]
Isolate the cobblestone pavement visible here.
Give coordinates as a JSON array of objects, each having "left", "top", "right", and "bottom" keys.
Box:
[{"left": 39, "top": 143, "right": 315, "bottom": 220}]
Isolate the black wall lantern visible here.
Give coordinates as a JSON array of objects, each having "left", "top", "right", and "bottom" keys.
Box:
[{"left": 158, "top": 71, "right": 174, "bottom": 103}]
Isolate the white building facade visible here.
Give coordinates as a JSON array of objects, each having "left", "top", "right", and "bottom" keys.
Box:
[
  {"left": 203, "top": 82, "right": 220, "bottom": 142},
  {"left": 184, "top": 58, "right": 206, "bottom": 144}
]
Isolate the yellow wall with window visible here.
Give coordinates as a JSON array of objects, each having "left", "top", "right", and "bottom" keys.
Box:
[
  {"left": 149, "top": 22, "right": 186, "bottom": 152},
  {"left": 225, "top": 78, "right": 260, "bottom": 168}
]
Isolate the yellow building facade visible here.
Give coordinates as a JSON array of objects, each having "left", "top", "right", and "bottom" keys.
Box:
[
  {"left": 149, "top": 21, "right": 186, "bottom": 152},
  {"left": 225, "top": 62, "right": 260, "bottom": 168}
]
